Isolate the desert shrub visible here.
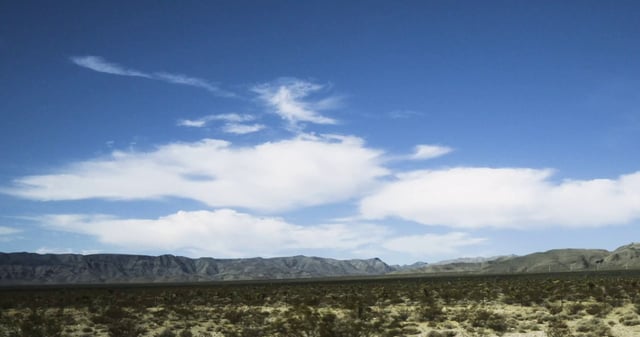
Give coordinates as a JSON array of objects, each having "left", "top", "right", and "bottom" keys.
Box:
[
  {"left": 179, "top": 330, "right": 193, "bottom": 337},
  {"left": 92, "top": 305, "right": 128, "bottom": 324},
  {"left": 584, "top": 303, "right": 611, "bottom": 317},
  {"left": 546, "top": 318, "right": 573, "bottom": 337},
  {"left": 470, "top": 309, "right": 509, "bottom": 333},
  {"left": 0, "top": 317, "right": 20, "bottom": 337},
  {"left": 17, "top": 310, "right": 62, "bottom": 337},
  {"left": 106, "top": 318, "right": 145, "bottom": 337},
  {"left": 222, "top": 307, "right": 244, "bottom": 324},
  {"left": 394, "top": 308, "right": 410, "bottom": 322},
  {"left": 619, "top": 312, "right": 640, "bottom": 326},
  {"left": 427, "top": 330, "right": 457, "bottom": 337},
  {"left": 545, "top": 302, "right": 563, "bottom": 315},
  {"left": 417, "top": 303, "right": 445, "bottom": 322},
  {"left": 575, "top": 318, "right": 613, "bottom": 337},
  {"left": 156, "top": 328, "right": 177, "bottom": 337},
  {"left": 565, "top": 302, "right": 584, "bottom": 315}
]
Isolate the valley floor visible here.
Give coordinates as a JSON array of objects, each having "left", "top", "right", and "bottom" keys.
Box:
[{"left": 2, "top": 271, "right": 640, "bottom": 337}]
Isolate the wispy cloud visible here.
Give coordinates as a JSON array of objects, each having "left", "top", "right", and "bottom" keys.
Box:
[
  {"left": 153, "top": 72, "right": 228, "bottom": 95},
  {"left": 361, "top": 168, "right": 640, "bottom": 228},
  {"left": 383, "top": 232, "right": 487, "bottom": 257},
  {"left": 70, "top": 55, "right": 234, "bottom": 97},
  {"left": 4, "top": 134, "right": 387, "bottom": 212},
  {"left": 177, "top": 114, "right": 265, "bottom": 134},
  {"left": 0, "top": 226, "right": 20, "bottom": 235},
  {"left": 411, "top": 144, "right": 453, "bottom": 160},
  {"left": 253, "top": 79, "right": 339, "bottom": 127},
  {"left": 177, "top": 113, "right": 256, "bottom": 128},
  {"left": 222, "top": 123, "right": 265, "bottom": 134},
  {"left": 70, "top": 56, "right": 149, "bottom": 77}
]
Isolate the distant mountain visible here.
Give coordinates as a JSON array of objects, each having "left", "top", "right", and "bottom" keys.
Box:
[
  {"left": 3, "top": 243, "right": 640, "bottom": 284},
  {"left": 391, "top": 261, "right": 429, "bottom": 271},
  {"left": 430, "top": 255, "right": 517, "bottom": 266},
  {"left": 0, "top": 253, "right": 393, "bottom": 285},
  {"left": 395, "top": 245, "right": 640, "bottom": 274}
]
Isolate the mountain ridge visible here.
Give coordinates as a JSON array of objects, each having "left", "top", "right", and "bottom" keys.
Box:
[
  {"left": 2, "top": 242, "right": 640, "bottom": 284},
  {"left": 0, "top": 253, "right": 393, "bottom": 285}
]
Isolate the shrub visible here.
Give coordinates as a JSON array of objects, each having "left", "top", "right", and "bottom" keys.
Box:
[
  {"left": 471, "top": 309, "right": 509, "bottom": 333},
  {"left": 427, "top": 330, "right": 457, "bottom": 337},
  {"left": 546, "top": 318, "right": 573, "bottom": 337},
  {"left": 156, "top": 328, "right": 177, "bottom": 337},
  {"left": 575, "top": 318, "right": 613, "bottom": 337},
  {"left": 106, "top": 318, "right": 145, "bottom": 337},
  {"left": 18, "top": 310, "right": 62, "bottom": 337}
]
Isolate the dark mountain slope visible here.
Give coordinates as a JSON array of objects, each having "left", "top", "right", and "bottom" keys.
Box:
[{"left": 0, "top": 253, "right": 393, "bottom": 284}]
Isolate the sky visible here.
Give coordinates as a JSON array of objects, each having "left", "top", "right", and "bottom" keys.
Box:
[{"left": 1, "top": 1, "right": 639, "bottom": 265}]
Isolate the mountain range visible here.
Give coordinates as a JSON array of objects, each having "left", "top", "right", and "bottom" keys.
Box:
[{"left": 1, "top": 243, "right": 639, "bottom": 285}]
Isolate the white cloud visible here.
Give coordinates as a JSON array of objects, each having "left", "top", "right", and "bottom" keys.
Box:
[
  {"left": 70, "top": 56, "right": 149, "bottom": 77},
  {"left": 176, "top": 114, "right": 265, "bottom": 134},
  {"left": 152, "top": 72, "right": 229, "bottom": 95},
  {"left": 35, "top": 247, "right": 101, "bottom": 255},
  {"left": 411, "top": 145, "right": 453, "bottom": 160},
  {"left": 360, "top": 168, "right": 640, "bottom": 228},
  {"left": 177, "top": 119, "right": 208, "bottom": 128},
  {"left": 39, "top": 209, "right": 389, "bottom": 258},
  {"left": 0, "top": 226, "right": 20, "bottom": 235},
  {"left": 71, "top": 56, "right": 234, "bottom": 97},
  {"left": 383, "top": 232, "right": 487, "bottom": 257},
  {"left": 222, "top": 123, "right": 265, "bottom": 134},
  {"left": 5, "top": 134, "right": 387, "bottom": 212},
  {"left": 253, "top": 79, "right": 338, "bottom": 126},
  {"left": 212, "top": 113, "right": 256, "bottom": 122}
]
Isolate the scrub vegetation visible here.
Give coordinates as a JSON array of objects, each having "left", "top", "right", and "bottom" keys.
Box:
[{"left": 2, "top": 271, "right": 640, "bottom": 337}]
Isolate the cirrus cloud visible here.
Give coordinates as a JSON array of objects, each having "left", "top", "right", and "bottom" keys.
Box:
[
  {"left": 71, "top": 56, "right": 234, "bottom": 97},
  {"left": 0, "top": 226, "right": 20, "bottom": 235},
  {"left": 177, "top": 114, "right": 265, "bottom": 134},
  {"left": 253, "top": 79, "right": 339, "bottom": 127}
]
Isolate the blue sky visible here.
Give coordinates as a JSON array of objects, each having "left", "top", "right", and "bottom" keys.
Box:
[{"left": 1, "top": 1, "right": 639, "bottom": 264}]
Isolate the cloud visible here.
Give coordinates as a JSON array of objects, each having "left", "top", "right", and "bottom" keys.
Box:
[
  {"left": 211, "top": 114, "right": 256, "bottom": 123},
  {"left": 35, "top": 247, "right": 101, "bottom": 255},
  {"left": 221, "top": 123, "right": 265, "bottom": 134},
  {"left": 70, "top": 56, "right": 149, "bottom": 77},
  {"left": 383, "top": 232, "right": 487, "bottom": 257},
  {"left": 5, "top": 134, "right": 387, "bottom": 212},
  {"left": 360, "top": 168, "right": 640, "bottom": 228},
  {"left": 39, "top": 209, "right": 389, "bottom": 258},
  {"left": 177, "top": 119, "right": 208, "bottom": 128},
  {"left": 253, "top": 79, "right": 338, "bottom": 126},
  {"left": 177, "top": 114, "right": 262, "bottom": 134},
  {"left": 411, "top": 145, "right": 454, "bottom": 160},
  {"left": 153, "top": 72, "right": 229, "bottom": 95},
  {"left": 0, "top": 226, "right": 20, "bottom": 235},
  {"left": 71, "top": 56, "right": 234, "bottom": 97}
]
